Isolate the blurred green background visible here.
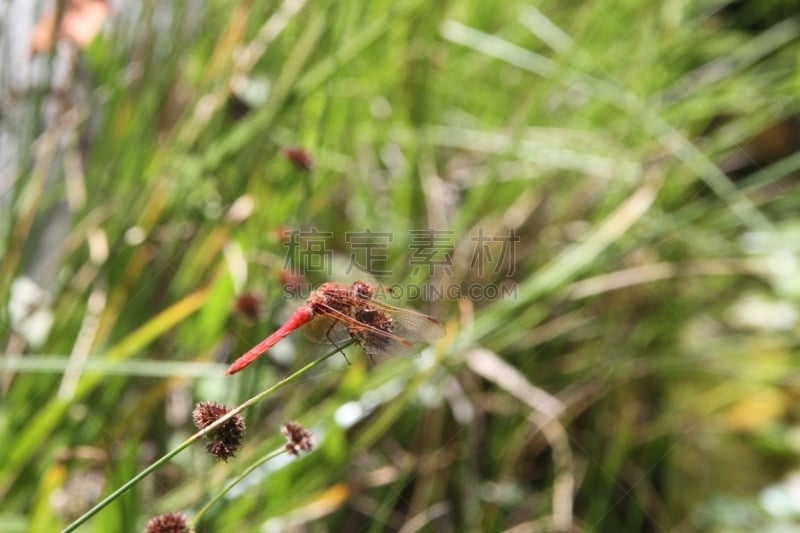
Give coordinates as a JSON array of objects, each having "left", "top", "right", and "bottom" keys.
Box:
[{"left": 4, "top": 0, "right": 800, "bottom": 531}]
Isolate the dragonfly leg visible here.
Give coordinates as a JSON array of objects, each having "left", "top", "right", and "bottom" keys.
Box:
[{"left": 325, "top": 320, "right": 351, "bottom": 365}]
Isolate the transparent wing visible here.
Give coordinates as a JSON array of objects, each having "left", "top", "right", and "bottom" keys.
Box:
[
  {"left": 312, "top": 300, "right": 435, "bottom": 358},
  {"left": 347, "top": 300, "right": 445, "bottom": 358},
  {"left": 302, "top": 314, "right": 352, "bottom": 345},
  {"left": 361, "top": 298, "right": 446, "bottom": 344},
  {"left": 359, "top": 331, "right": 418, "bottom": 359}
]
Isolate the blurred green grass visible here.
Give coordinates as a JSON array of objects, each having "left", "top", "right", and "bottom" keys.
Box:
[{"left": 3, "top": 0, "right": 800, "bottom": 531}]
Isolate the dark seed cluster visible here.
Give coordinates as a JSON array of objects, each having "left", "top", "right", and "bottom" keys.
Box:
[
  {"left": 192, "top": 401, "right": 245, "bottom": 462},
  {"left": 281, "top": 421, "right": 315, "bottom": 456}
]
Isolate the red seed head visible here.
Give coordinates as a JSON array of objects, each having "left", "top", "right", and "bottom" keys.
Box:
[
  {"left": 144, "top": 512, "right": 192, "bottom": 533},
  {"left": 233, "top": 292, "right": 262, "bottom": 322},
  {"left": 283, "top": 147, "right": 313, "bottom": 171},
  {"left": 279, "top": 269, "right": 307, "bottom": 296}
]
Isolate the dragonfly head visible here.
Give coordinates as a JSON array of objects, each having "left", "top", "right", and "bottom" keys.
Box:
[{"left": 352, "top": 280, "right": 374, "bottom": 301}]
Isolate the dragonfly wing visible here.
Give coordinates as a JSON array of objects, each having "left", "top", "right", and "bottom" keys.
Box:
[
  {"left": 305, "top": 291, "right": 445, "bottom": 359},
  {"left": 366, "top": 300, "right": 446, "bottom": 344},
  {"left": 358, "top": 334, "right": 418, "bottom": 359},
  {"left": 302, "top": 315, "right": 352, "bottom": 345},
  {"left": 347, "top": 304, "right": 443, "bottom": 358}
]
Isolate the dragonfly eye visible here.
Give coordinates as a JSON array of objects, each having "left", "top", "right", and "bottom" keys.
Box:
[{"left": 352, "top": 281, "right": 374, "bottom": 300}]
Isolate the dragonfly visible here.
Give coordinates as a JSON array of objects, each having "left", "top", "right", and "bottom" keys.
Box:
[{"left": 225, "top": 280, "right": 446, "bottom": 375}]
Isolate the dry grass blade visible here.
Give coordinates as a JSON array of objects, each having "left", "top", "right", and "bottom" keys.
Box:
[{"left": 466, "top": 347, "right": 573, "bottom": 530}]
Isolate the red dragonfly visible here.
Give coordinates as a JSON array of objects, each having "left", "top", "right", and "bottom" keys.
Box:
[{"left": 225, "top": 281, "right": 446, "bottom": 375}]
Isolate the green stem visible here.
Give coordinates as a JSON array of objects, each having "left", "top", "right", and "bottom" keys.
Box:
[
  {"left": 61, "top": 344, "right": 347, "bottom": 533},
  {"left": 190, "top": 448, "right": 286, "bottom": 527}
]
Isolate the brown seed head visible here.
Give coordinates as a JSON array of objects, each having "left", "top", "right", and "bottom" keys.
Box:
[
  {"left": 143, "top": 512, "right": 192, "bottom": 533},
  {"left": 192, "top": 401, "right": 245, "bottom": 461},
  {"left": 281, "top": 421, "right": 315, "bottom": 456}
]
